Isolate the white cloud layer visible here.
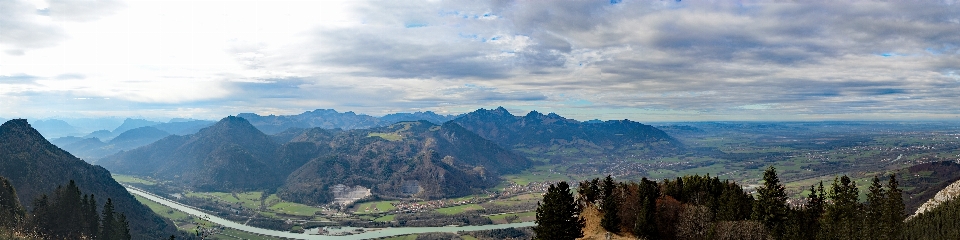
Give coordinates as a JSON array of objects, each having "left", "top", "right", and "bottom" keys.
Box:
[{"left": 1, "top": 0, "right": 959, "bottom": 121}]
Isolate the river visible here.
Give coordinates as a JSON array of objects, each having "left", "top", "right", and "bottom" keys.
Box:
[{"left": 125, "top": 187, "right": 535, "bottom": 239}]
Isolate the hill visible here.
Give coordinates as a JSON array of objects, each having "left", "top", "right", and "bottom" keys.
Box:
[
  {"left": 279, "top": 121, "right": 532, "bottom": 204},
  {"left": 100, "top": 116, "right": 281, "bottom": 191},
  {"left": 0, "top": 119, "right": 176, "bottom": 239},
  {"left": 899, "top": 161, "right": 960, "bottom": 215},
  {"left": 101, "top": 117, "right": 531, "bottom": 205},
  {"left": 452, "top": 107, "right": 682, "bottom": 160}
]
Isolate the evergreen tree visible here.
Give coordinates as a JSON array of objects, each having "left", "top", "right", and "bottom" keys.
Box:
[
  {"left": 101, "top": 198, "right": 117, "bottom": 240},
  {"left": 600, "top": 175, "right": 621, "bottom": 233},
  {"left": 116, "top": 213, "right": 132, "bottom": 240},
  {"left": 534, "top": 181, "right": 584, "bottom": 240},
  {"left": 821, "top": 175, "right": 861, "bottom": 240},
  {"left": 86, "top": 194, "right": 100, "bottom": 239},
  {"left": 752, "top": 166, "right": 788, "bottom": 239},
  {"left": 865, "top": 175, "right": 886, "bottom": 240},
  {"left": 0, "top": 177, "right": 24, "bottom": 229},
  {"left": 884, "top": 173, "right": 904, "bottom": 239},
  {"left": 634, "top": 178, "right": 659, "bottom": 239}
]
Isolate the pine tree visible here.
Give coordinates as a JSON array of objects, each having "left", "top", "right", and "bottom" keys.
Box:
[
  {"left": 534, "top": 181, "right": 584, "bottom": 240},
  {"left": 821, "top": 175, "right": 861, "bottom": 240},
  {"left": 600, "top": 175, "right": 621, "bottom": 233},
  {"left": 752, "top": 166, "right": 788, "bottom": 239},
  {"left": 884, "top": 173, "right": 904, "bottom": 240},
  {"left": 86, "top": 194, "right": 100, "bottom": 239},
  {"left": 634, "top": 178, "right": 659, "bottom": 239},
  {"left": 101, "top": 198, "right": 117, "bottom": 240},
  {"left": 865, "top": 175, "right": 886, "bottom": 240},
  {"left": 0, "top": 177, "right": 24, "bottom": 229},
  {"left": 116, "top": 213, "right": 132, "bottom": 240}
]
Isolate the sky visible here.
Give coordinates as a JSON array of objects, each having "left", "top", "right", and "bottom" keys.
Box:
[{"left": 1, "top": 0, "right": 959, "bottom": 122}]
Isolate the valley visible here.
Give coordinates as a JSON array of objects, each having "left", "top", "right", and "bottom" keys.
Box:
[{"left": 93, "top": 112, "right": 960, "bottom": 239}]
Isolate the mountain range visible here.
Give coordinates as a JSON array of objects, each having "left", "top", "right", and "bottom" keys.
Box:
[
  {"left": 237, "top": 109, "right": 461, "bottom": 134},
  {"left": 99, "top": 116, "right": 530, "bottom": 204},
  {"left": 47, "top": 119, "right": 216, "bottom": 161},
  {"left": 0, "top": 119, "right": 176, "bottom": 239},
  {"left": 452, "top": 107, "right": 682, "bottom": 160}
]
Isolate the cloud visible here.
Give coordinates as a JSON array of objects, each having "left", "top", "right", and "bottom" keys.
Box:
[
  {"left": 0, "top": 0, "right": 124, "bottom": 55},
  {"left": 0, "top": 0, "right": 66, "bottom": 54},
  {"left": 3, "top": 0, "right": 960, "bottom": 120}
]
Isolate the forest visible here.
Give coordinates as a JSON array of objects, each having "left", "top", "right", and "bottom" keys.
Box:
[
  {"left": 0, "top": 177, "right": 132, "bottom": 240},
  {"left": 534, "top": 166, "right": 960, "bottom": 240}
]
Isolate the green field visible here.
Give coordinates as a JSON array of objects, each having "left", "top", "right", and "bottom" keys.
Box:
[
  {"left": 435, "top": 204, "right": 484, "bottom": 215},
  {"left": 488, "top": 211, "right": 536, "bottom": 223},
  {"left": 353, "top": 201, "right": 397, "bottom": 214},
  {"left": 112, "top": 174, "right": 156, "bottom": 185},
  {"left": 215, "top": 228, "right": 279, "bottom": 240},
  {"left": 368, "top": 132, "right": 403, "bottom": 141},
  {"left": 382, "top": 235, "right": 418, "bottom": 240},
  {"left": 268, "top": 202, "right": 322, "bottom": 216},
  {"left": 133, "top": 195, "right": 213, "bottom": 232},
  {"left": 374, "top": 214, "right": 396, "bottom": 222}
]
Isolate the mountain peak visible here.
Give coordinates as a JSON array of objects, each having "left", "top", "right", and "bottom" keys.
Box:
[
  {"left": 0, "top": 119, "right": 45, "bottom": 142},
  {"left": 494, "top": 106, "right": 510, "bottom": 114},
  {"left": 524, "top": 110, "right": 543, "bottom": 118}
]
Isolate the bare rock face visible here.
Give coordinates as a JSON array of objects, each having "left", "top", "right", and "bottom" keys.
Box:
[
  {"left": 913, "top": 178, "right": 960, "bottom": 218},
  {"left": 331, "top": 184, "right": 371, "bottom": 206}
]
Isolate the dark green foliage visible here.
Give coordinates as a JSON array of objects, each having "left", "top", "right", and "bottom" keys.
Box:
[
  {"left": 0, "top": 177, "right": 24, "bottom": 229},
  {"left": 600, "top": 175, "right": 620, "bottom": 233},
  {"left": 864, "top": 176, "right": 885, "bottom": 239},
  {"left": 23, "top": 181, "right": 129, "bottom": 239},
  {"left": 820, "top": 176, "right": 861, "bottom": 240},
  {"left": 0, "top": 119, "right": 175, "bottom": 239},
  {"left": 534, "top": 181, "right": 584, "bottom": 240},
  {"left": 576, "top": 178, "right": 601, "bottom": 206},
  {"left": 752, "top": 166, "right": 788, "bottom": 239},
  {"left": 884, "top": 174, "right": 904, "bottom": 239},
  {"left": 634, "top": 178, "right": 660, "bottom": 239},
  {"left": 904, "top": 194, "right": 960, "bottom": 239}
]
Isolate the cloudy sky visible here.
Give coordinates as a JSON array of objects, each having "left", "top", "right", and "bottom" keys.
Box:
[{"left": 2, "top": 0, "right": 959, "bottom": 121}]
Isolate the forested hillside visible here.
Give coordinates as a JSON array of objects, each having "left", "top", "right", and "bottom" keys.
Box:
[
  {"left": 99, "top": 116, "right": 282, "bottom": 191},
  {"left": 100, "top": 117, "right": 532, "bottom": 204},
  {"left": 453, "top": 107, "right": 682, "bottom": 160},
  {"left": 0, "top": 119, "right": 176, "bottom": 239}
]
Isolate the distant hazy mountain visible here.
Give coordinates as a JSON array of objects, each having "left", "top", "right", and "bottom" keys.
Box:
[
  {"left": 151, "top": 120, "right": 215, "bottom": 135},
  {"left": 50, "top": 126, "right": 174, "bottom": 161},
  {"left": 101, "top": 116, "right": 281, "bottom": 191},
  {"left": 112, "top": 118, "right": 161, "bottom": 134},
  {"left": 84, "top": 129, "right": 113, "bottom": 140},
  {"left": 101, "top": 117, "right": 532, "bottom": 204},
  {"left": 60, "top": 117, "right": 125, "bottom": 134},
  {"left": 453, "top": 107, "right": 682, "bottom": 159},
  {"left": 380, "top": 111, "right": 462, "bottom": 125},
  {"left": 0, "top": 119, "right": 176, "bottom": 239},
  {"left": 238, "top": 109, "right": 461, "bottom": 134},
  {"left": 31, "top": 119, "right": 81, "bottom": 138}
]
